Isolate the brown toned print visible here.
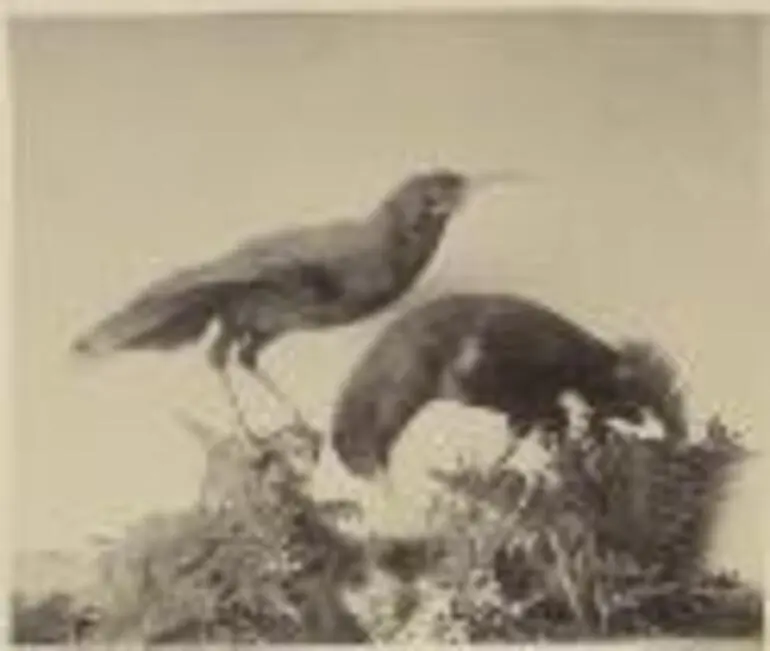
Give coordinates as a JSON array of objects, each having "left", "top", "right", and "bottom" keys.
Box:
[{"left": 8, "top": 12, "right": 765, "bottom": 645}]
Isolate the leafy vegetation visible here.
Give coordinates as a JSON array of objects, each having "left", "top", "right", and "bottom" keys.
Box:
[{"left": 10, "top": 346, "right": 764, "bottom": 644}]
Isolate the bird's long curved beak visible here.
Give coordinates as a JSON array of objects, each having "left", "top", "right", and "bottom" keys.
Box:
[{"left": 469, "top": 169, "right": 536, "bottom": 190}]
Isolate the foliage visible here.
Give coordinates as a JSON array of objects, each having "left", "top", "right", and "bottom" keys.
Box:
[
  {"left": 11, "top": 591, "right": 78, "bottom": 644},
  {"left": 388, "top": 415, "right": 762, "bottom": 643},
  {"left": 82, "top": 420, "right": 370, "bottom": 644},
  {"left": 11, "top": 343, "right": 763, "bottom": 643}
]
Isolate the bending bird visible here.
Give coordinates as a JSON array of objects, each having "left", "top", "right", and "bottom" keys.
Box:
[
  {"left": 331, "top": 293, "right": 688, "bottom": 479},
  {"left": 71, "top": 169, "right": 520, "bottom": 424}
]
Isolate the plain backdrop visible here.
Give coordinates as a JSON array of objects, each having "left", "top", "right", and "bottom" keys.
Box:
[{"left": 9, "top": 13, "right": 765, "bottom": 587}]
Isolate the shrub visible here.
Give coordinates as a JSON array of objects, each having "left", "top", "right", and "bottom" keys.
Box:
[
  {"left": 11, "top": 591, "right": 76, "bottom": 644},
  {"left": 85, "top": 420, "right": 370, "bottom": 644},
  {"left": 397, "top": 415, "right": 762, "bottom": 642},
  {"left": 56, "top": 401, "right": 761, "bottom": 643}
]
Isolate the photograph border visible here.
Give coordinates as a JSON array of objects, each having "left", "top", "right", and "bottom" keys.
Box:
[{"left": 1, "top": 1, "right": 767, "bottom": 647}]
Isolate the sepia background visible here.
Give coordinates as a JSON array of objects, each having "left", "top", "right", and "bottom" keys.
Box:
[{"left": 9, "top": 13, "right": 765, "bottom": 593}]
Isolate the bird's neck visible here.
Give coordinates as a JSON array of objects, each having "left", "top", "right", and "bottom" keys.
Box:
[{"left": 375, "top": 205, "right": 449, "bottom": 291}]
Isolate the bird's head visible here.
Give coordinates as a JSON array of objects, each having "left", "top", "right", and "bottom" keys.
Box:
[
  {"left": 608, "top": 340, "right": 689, "bottom": 443},
  {"left": 408, "top": 169, "right": 469, "bottom": 219},
  {"left": 378, "top": 168, "right": 528, "bottom": 242},
  {"left": 382, "top": 169, "right": 468, "bottom": 234}
]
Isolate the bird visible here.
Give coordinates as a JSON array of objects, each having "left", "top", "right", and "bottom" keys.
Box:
[
  {"left": 71, "top": 169, "right": 523, "bottom": 429},
  {"left": 330, "top": 292, "right": 688, "bottom": 480}
]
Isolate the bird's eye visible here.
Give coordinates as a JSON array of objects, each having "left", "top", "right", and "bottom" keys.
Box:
[{"left": 425, "top": 186, "right": 450, "bottom": 210}]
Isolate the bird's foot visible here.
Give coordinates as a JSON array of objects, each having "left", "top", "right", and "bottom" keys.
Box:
[
  {"left": 234, "top": 333, "right": 310, "bottom": 429},
  {"left": 207, "top": 326, "right": 235, "bottom": 371}
]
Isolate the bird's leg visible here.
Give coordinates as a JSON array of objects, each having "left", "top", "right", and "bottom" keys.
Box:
[
  {"left": 218, "top": 368, "right": 252, "bottom": 438},
  {"left": 236, "top": 332, "right": 308, "bottom": 427},
  {"left": 207, "top": 327, "right": 251, "bottom": 437}
]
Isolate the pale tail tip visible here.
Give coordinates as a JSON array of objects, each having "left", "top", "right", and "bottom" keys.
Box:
[
  {"left": 67, "top": 336, "right": 103, "bottom": 370},
  {"left": 70, "top": 335, "right": 99, "bottom": 358},
  {"left": 71, "top": 338, "right": 89, "bottom": 354}
]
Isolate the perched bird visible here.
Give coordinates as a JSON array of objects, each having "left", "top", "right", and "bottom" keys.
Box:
[
  {"left": 71, "top": 169, "right": 521, "bottom": 425},
  {"left": 331, "top": 292, "right": 688, "bottom": 480}
]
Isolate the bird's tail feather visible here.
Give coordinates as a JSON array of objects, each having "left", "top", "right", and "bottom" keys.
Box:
[{"left": 71, "top": 289, "right": 215, "bottom": 358}]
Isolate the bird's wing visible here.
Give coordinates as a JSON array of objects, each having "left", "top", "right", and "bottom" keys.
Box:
[
  {"left": 71, "top": 219, "right": 371, "bottom": 355},
  {"left": 189, "top": 219, "right": 372, "bottom": 289},
  {"left": 114, "top": 219, "right": 369, "bottom": 320}
]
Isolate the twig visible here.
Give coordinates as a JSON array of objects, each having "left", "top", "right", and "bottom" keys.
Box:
[
  {"left": 173, "top": 410, "right": 224, "bottom": 451},
  {"left": 545, "top": 528, "right": 589, "bottom": 629},
  {"left": 450, "top": 469, "right": 541, "bottom": 595}
]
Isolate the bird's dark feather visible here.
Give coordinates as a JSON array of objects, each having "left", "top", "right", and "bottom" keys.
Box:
[
  {"left": 331, "top": 293, "right": 684, "bottom": 479},
  {"left": 71, "top": 170, "right": 467, "bottom": 372},
  {"left": 71, "top": 282, "right": 215, "bottom": 356},
  {"left": 192, "top": 221, "right": 382, "bottom": 289},
  {"left": 70, "top": 225, "right": 370, "bottom": 355}
]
